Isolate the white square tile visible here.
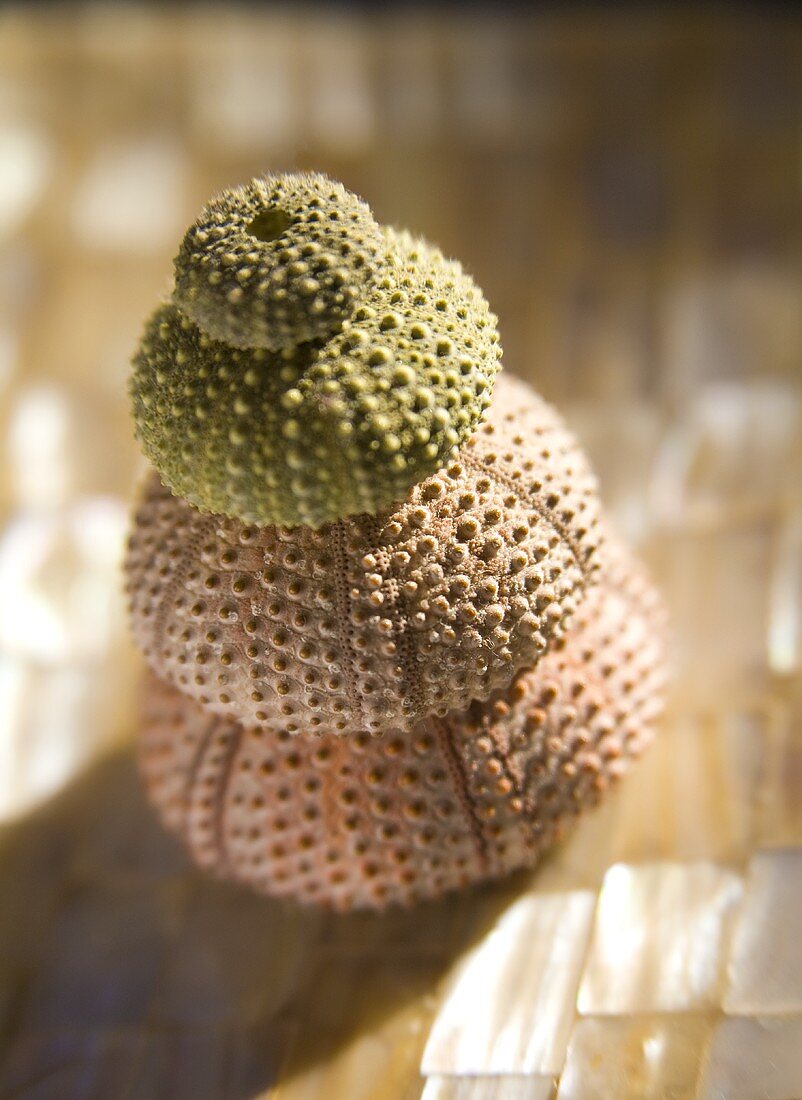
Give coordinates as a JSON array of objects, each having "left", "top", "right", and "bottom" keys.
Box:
[
  {"left": 422, "top": 891, "right": 595, "bottom": 1075},
  {"left": 723, "top": 848, "right": 802, "bottom": 1014},
  {"left": 700, "top": 1017, "right": 802, "bottom": 1100},
  {"left": 578, "top": 862, "right": 743, "bottom": 1013},
  {"left": 556, "top": 1015, "right": 712, "bottom": 1100}
]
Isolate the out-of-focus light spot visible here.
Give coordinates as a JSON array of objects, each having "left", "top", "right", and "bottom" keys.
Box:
[
  {"left": 0, "top": 659, "right": 27, "bottom": 814},
  {"left": 6, "top": 385, "right": 71, "bottom": 508},
  {"left": 0, "top": 126, "right": 52, "bottom": 240},
  {"left": 70, "top": 137, "right": 185, "bottom": 252},
  {"left": 667, "top": 270, "right": 802, "bottom": 403},
  {"left": 650, "top": 380, "right": 801, "bottom": 527},
  {"left": 0, "top": 655, "right": 135, "bottom": 821},
  {"left": 21, "top": 669, "right": 88, "bottom": 803},
  {"left": 769, "top": 512, "right": 802, "bottom": 677},
  {"left": 306, "top": 22, "right": 374, "bottom": 155},
  {"left": 0, "top": 328, "right": 17, "bottom": 393},
  {"left": 642, "top": 1032, "right": 667, "bottom": 1067},
  {"left": 0, "top": 496, "right": 128, "bottom": 664},
  {"left": 189, "top": 24, "right": 298, "bottom": 155},
  {"left": 5, "top": 384, "right": 137, "bottom": 508}
]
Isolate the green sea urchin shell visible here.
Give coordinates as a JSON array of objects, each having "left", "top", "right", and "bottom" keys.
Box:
[
  {"left": 132, "top": 240, "right": 500, "bottom": 529},
  {"left": 173, "top": 173, "right": 384, "bottom": 351},
  {"left": 131, "top": 175, "right": 502, "bottom": 528}
]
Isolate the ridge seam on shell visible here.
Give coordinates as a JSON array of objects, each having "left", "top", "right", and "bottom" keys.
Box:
[
  {"left": 210, "top": 722, "right": 245, "bottom": 878},
  {"left": 180, "top": 712, "right": 220, "bottom": 837},
  {"left": 484, "top": 717, "right": 535, "bottom": 848},
  {"left": 431, "top": 716, "right": 490, "bottom": 874},
  {"left": 330, "top": 520, "right": 366, "bottom": 728},
  {"left": 461, "top": 450, "right": 592, "bottom": 580},
  {"left": 374, "top": 524, "right": 426, "bottom": 729}
]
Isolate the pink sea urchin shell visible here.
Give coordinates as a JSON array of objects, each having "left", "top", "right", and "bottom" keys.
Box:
[{"left": 139, "top": 538, "right": 665, "bottom": 910}]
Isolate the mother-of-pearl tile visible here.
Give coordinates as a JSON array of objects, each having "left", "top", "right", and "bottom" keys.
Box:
[
  {"left": 422, "top": 891, "right": 596, "bottom": 1076},
  {"left": 723, "top": 847, "right": 802, "bottom": 1014},
  {"left": 556, "top": 1015, "right": 712, "bottom": 1100},
  {"left": 699, "top": 1017, "right": 802, "bottom": 1100},
  {"left": 421, "top": 1075, "right": 554, "bottom": 1100},
  {"left": 578, "top": 862, "right": 743, "bottom": 1014}
]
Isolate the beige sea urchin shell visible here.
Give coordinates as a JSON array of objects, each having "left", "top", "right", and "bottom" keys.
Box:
[
  {"left": 139, "top": 537, "right": 666, "bottom": 910},
  {"left": 125, "top": 374, "right": 603, "bottom": 738}
]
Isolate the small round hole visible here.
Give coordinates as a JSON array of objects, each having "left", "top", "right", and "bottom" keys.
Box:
[{"left": 247, "top": 207, "right": 293, "bottom": 244}]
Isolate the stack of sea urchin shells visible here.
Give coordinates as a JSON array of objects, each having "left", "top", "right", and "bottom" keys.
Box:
[{"left": 126, "top": 173, "right": 666, "bottom": 910}]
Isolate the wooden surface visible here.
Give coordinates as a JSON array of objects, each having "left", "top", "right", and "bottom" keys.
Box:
[{"left": 0, "top": 7, "right": 800, "bottom": 1098}]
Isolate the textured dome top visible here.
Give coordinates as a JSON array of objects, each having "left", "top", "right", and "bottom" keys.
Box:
[
  {"left": 130, "top": 173, "right": 502, "bottom": 528},
  {"left": 173, "top": 174, "right": 384, "bottom": 351}
]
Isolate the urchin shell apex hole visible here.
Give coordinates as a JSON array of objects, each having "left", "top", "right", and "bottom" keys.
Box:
[{"left": 247, "top": 208, "right": 294, "bottom": 244}]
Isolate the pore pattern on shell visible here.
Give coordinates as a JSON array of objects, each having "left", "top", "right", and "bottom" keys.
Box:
[
  {"left": 125, "top": 374, "right": 602, "bottom": 737},
  {"left": 139, "top": 539, "right": 666, "bottom": 910}
]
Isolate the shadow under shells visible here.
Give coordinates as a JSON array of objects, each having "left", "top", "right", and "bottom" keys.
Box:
[{"left": 0, "top": 749, "right": 564, "bottom": 1096}]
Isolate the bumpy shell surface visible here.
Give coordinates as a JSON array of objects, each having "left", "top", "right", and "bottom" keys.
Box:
[
  {"left": 173, "top": 174, "right": 384, "bottom": 351},
  {"left": 139, "top": 539, "right": 666, "bottom": 910},
  {"left": 126, "top": 374, "right": 602, "bottom": 737},
  {"left": 131, "top": 174, "right": 502, "bottom": 528}
]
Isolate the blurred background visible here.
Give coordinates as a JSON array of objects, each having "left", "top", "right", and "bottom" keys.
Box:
[{"left": 0, "top": 5, "right": 800, "bottom": 1099}]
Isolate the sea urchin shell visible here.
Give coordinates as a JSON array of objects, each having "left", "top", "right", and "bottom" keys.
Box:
[
  {"left": 138, "top": 537, "right": 666, "bottom": 910},
  {"left": 130, "top": 173, "right": 502, "bottom": 527},
  {"left": 173, "top": 173, "right": 385, "bottom": 352}
]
